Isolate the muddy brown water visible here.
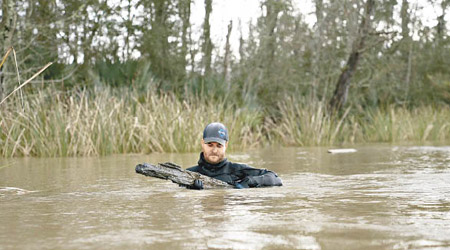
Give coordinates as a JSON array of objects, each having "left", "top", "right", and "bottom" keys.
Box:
[{"left": 1, "top": 145, "right": 450, "bottom": 250}]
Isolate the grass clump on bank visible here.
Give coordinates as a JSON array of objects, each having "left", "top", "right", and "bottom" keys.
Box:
[
  {"left": 1, "top": 87, "right": 450, "bottom": 157},
  {"left": 0, "top": 86, "right": 264, "bottom": 157},
  {"left": 271, "top": 98, "right": 450, "bottom": 146},
  {"left": 360, "top": 106, "right": 450, "bottom": 143}
]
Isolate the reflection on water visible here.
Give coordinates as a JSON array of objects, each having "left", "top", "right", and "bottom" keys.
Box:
[{"left": 1, "top": 145, "right": 450, "bottom": 249}]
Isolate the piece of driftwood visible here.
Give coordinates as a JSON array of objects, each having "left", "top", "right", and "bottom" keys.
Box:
[
  {"left": 327, "top": 148, "right": 357, "bottom": 154},
  {"left": 135, "top": 162, "right": 233, "bottom": 189}
]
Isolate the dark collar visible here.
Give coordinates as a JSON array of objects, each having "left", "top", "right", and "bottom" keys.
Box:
[{"left": 198, "top": 152, "right": 228, "bottom": 170}]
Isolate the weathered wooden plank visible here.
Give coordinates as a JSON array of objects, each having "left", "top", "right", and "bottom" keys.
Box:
[
  {"left": 327, "top": 148, "right": 357, "bottom": 154},
  {"left": 135, "top": 162, "right": 232, "bottom": 189}
]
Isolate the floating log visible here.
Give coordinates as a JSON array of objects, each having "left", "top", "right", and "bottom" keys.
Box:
[
  {"left": 327, "top": 148, "right": 357, "bottom": 154},
  {"left": 135, "top": 162, "right": 233, "bottom": 189}
]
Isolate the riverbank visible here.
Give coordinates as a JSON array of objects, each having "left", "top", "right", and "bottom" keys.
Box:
[{"left": 1, "top": 87, "right": 449, "bottom": 157}]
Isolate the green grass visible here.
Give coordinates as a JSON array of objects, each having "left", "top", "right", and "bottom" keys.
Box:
[{"left": 1, "top": 87, "right": 450, "bottom": 157}]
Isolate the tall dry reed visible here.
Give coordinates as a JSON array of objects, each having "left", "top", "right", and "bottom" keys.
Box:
[
  {"left": 1, "top": 89, "right": 449, "bottom": 157},
  {"left": 0, "top": 86, "right": 263, "bottom": 157},
  {"left": 272, "top": 98, "right": 450, "bottom": 146},
  {"left": 360, "top": 106, "right": 450, "bottom": 143}
]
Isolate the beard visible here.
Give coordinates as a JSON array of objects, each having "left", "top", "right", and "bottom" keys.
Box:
[{"left": 204, "top": 153, "right": 223, "bottom": 164}]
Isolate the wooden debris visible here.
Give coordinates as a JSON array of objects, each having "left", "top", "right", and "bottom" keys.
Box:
[
  {"left": 327, "top": 148, "right": 357, "bottom": 154},
  {"left": 135, "top": 162, "right": 232, "bottom": 189}
]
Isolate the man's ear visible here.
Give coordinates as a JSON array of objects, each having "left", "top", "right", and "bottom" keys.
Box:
[{"left": 201, "top": 139, "right": 205, "bottom": 153}]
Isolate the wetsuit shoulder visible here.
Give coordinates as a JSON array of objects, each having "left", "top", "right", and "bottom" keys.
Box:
[{"left": 228, "top": 162, "right": 254, "bottom": 170}]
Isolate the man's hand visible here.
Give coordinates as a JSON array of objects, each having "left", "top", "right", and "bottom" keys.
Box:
[
  {"left": 238, "top": 176, "right": 257, "bottom": 188},
  {"left": 192, "top": 179, "right": 204, "bottom": 190}
]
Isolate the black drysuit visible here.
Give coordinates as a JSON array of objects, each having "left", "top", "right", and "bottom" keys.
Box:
[{"left": 187, "top": 153, "right": 283, "bottom": 188}]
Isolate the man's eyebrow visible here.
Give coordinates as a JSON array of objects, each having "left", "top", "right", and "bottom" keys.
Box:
[{"left": 205, "top": 142, "right": 222, "bottom": 146}]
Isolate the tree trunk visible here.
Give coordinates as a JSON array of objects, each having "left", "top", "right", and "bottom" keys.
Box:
[
  {"left": 202, "top": 0, "right": 213, "bottom": 76},
  {"left": 329, "top": 0, "right": 375, "bottom": 113},
  {"left": 0, "top": 0, "right": 16, "bottom": 100},
  {"left": 401, "top": 0, "right": 412, "bottom": 100},
  {"left": 400, "top": 0, "right": 410, "bottom": 40},
  {"left": 262, "top": 0, "right": 280, "bottom": 80},
  {"left": 255, "top": 0, "right": 283, "bottom": 114},
  {"left": 148, "top": 0, "right": 171, "bottom": 83},
  {"left": 238, "top": 23, "right": 245, "bottom": 65},
  {"left": 436, "top": 0, "right": 448, "bottom": 40},
  {"left": 123, "top": 0, "right": 133, "bottom": 61},
  {"left": 179, "top": 0, "right": 191, "bottom": 75},
  {"left": 135, "top": 162, "right": 232, "bottom": 189},
  {"left": 189, "top": 28, "right": 196, "bottom": 75},
  {"left": 312, "top": 0, "right": 324, "bottom": 100},
  {"left": 223, "top": 20, "right": 232, "bottom": 87}
]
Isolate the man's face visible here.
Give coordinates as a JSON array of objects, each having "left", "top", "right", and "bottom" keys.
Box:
[{"left": 201, "top": 139, "right": 227, "bottom": 164}]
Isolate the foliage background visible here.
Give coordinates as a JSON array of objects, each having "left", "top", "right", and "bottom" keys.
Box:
[{"left": 1, "top": 0, "right": 450, "bottom": 157}]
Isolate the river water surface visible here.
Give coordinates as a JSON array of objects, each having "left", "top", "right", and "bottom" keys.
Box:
[{"left": 1, "top": 145, "right": 450, "bottom": 250}]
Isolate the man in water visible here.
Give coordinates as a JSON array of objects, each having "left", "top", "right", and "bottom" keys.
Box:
[{"left": 187, "top": 122, "right": 283, "bottom": 189}]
